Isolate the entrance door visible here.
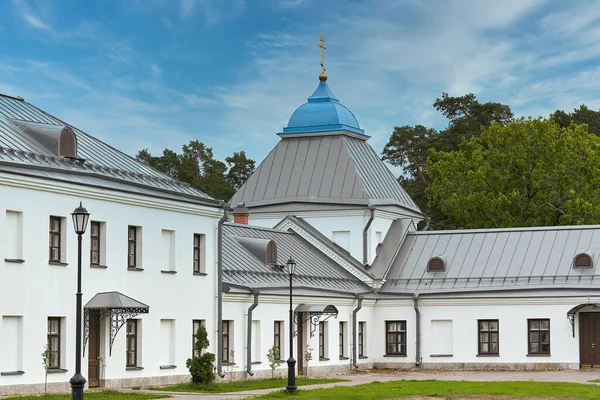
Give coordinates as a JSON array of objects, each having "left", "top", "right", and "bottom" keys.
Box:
[
  {"left": 580, "top": 312, "right": 600, "bottom": 368},
  {"left": 297, "top": 313, "right": 304, "bottom": 375},
  {"left": 88, "top": 311, "right": 101, "bottom": 387}
]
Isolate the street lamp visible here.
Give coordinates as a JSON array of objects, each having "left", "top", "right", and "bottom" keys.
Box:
[
  {"left": 70, "top": 202, "right": 90, "bottom": 400},
  {"left": 286, "top": 257, "right": 297, "bottom": 393}
]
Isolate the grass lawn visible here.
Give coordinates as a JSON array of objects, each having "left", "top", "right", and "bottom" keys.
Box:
[
  {"left": 148, "top": 377, "right": 347, "bottom": 393},
  {"left": 3, "top": 391, "right": 168, "bottom": 400},
  {"left": 252, "top": 379, "right": 600, "bottom": 399}
]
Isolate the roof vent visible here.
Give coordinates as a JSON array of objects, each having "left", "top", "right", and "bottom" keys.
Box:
[
  {"left": 574, "top": 253, "right": 593, "bottom": 269},
  {"left": 427, "top": 255, "right": 446, "bottom": 272},
  {"left": 59, "top": 127, "right": 77, "bottom": 158}
]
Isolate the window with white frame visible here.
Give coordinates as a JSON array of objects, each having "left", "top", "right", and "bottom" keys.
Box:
[
  {"left": 192, "top": 319, "right": 206, "bottom": 358},
  {"left": 274, "top": 320, "right": 284, "bottom": 359},
  {"left": 358, "top": 321, "right": 367, "bottom": 357},
  {"left": 319, "top": 321, "right": 329, "bottom": 359},
  {"left": 339, "top": 321, "right": 348, "bottom": 358},
  {"left": 90, "top": 221, "right": 106, "bottom": 267},
  {"left": 126, "top": 319, "right": 141, "bottom": 367},
  {"left": 49, "top": 216, "right": 66, "bottom": 263},
  {"left": 193, "top": 233, "right": 206, "bottom": 274},
  {"left": 127, "top": 226, "right": 143, "bottom": 269},
  {"left": 222, "top": 320, "right": 233, "bottom": 363}
]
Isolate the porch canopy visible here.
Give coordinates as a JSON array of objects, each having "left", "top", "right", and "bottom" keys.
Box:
[
  {"left": 294, "top": 303, "right": 339, "bottom": 337},
  {"left": 84, "top": 291, "right": 149, "bottom": 355},
  {"left": 567, "top": 303, "right": 600, "bottom": 337}
]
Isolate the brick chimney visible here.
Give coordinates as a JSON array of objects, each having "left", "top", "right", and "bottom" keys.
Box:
[{"left": 232, "top": 201, "right": 249, "bottom": 225}]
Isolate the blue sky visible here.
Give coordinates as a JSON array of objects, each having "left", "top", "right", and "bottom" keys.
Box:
[{"left": 1, "top": 0, "right": 599, "bottom": 170}]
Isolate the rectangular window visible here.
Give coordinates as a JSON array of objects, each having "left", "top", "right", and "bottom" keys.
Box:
[
  {"left": 0, "top": 316, "right": 23, "bottom": 372},
  {"left": 160, "top": 319, "right": 175, "bottom": 366},
  {"left": 126, "top": 319, "right": 138, "bottom": 367},
  {"left": 161, "top": 229, "right": 176, "bottom": 272},
  {"left": 478, "top": 319, "right": 499, "bottom": 355},
  {"left": 193, "top": 233, "right": 206, "bottom": 274},
  {"left": 528, "top": 319, "right": 550, "bottom": 355},
  {"left": 127, "top": 226, "right": 142, "bottom": 269},
  {"left": 358, "top": 321, "right": 365, "bottom": 357},
  {"left": 431, "top": 320, "right": 453, "bottom": 355},
  {"left": 47, "top": 317, "right": 61, "bottom": 369},
  {"left": 222, "top": 320, "right": 231, "bottom": 363},
  {"left": 339, "top": 322, "right": 348, "bottom": 358},
  {"left": 90, "top": 221, "right": 101, "bottom": 266},
  {"left": 49, "top": 216, "right": 62, "bottom": 262},
  {"left": 5, "top": 210, "right": 23, "bottom": 260},
  {"left": 274, "top": 321, "right": 282, "bottom": 358},
  {"left": 385, "top": 321, "right": 406, "bottom": 355},
  {"left": 192, "top": 319, "right": 205, "bottom": 358},
  {"left": 319, "top": 321, "right": 328, "bottom": 359}
]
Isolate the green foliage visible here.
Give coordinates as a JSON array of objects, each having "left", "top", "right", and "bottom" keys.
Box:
[
  {"left": 147, "top": 377, "right": 347, "bottom": 393},
  {"left": 383, "top": 93, "right": 513, "bottom": 229},
  {"left": 253, "top": 379, "right": 600, "bottom": 399},
  {"left": 551, "top": 104, "right": 600, "bottom": 135},
  {"left": 137, "top": 140, "right": 255, "bottom": 201},
  {"left": 266, "top": 345, "right": 281, "bottom": 378},
  {"left": 186, "top": 324, "right": 215, "bottom": 385},
  {"left": 426, "top": 118, "right": 600, "bottom": 228}
]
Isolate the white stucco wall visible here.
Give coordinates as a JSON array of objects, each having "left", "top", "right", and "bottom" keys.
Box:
[{"left": 0, "top": 173, "right": 222, "bottom": 393}]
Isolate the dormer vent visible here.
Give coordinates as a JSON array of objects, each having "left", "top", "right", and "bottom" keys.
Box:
[
  {"left": 59, "top": 126, "right": 77, "bottom": 158},
  {"left": 574, "top": 253, "right": 593, "bottom": 269},
  {"left": 427, "top": 255, "right": 446, "bottom": 272}
]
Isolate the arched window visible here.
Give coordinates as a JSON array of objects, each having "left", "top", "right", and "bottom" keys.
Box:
[
  {"left": 266, "top": 241, "right": 277, "bottom": 265},
  {"left": 574, "top": 253, "right": 593, "bottom": 268},
  {"left": 427, "top": 256, "right": 445, "bottom": 272}
]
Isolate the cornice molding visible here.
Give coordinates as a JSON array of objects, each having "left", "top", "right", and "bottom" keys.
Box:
[{"left": 0, "top": 173, "right": 223, "bottom": 218}]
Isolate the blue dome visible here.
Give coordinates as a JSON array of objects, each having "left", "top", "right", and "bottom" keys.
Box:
[{"left": 282, "top": 81, "right": 365, "bottom": 135}]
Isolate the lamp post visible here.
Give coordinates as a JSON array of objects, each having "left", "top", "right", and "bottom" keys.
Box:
[
  {"left": 70, "top": 202, "right": 90, "bottom": 400},
  {"left": 286, "top": 257, "right": 297, "bottom": 393}
]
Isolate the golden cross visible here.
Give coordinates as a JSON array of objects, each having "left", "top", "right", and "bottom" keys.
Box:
[{"left": 318, "top": 34, "right": 326, "bottom": 75}]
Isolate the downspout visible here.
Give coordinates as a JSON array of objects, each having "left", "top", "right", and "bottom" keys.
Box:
[
  {"left": 363, "top": 206, "right": 375, "bottom": 266},
  {"left": 413, "top": 293, "right": 421, "bottom": 367},
  {"left": 352, "top": 298, "right": 363, "bottom": 369},
  {"left": 217, "top": 202, "right": 229, "bottom": 378},
  {"left": 246, "top": 292, "right": 259, "bottom": 377}
]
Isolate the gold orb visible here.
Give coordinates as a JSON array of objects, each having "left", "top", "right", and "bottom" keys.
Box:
[{"left": 319, "top": 73, "right": 328, "bottom": 82}]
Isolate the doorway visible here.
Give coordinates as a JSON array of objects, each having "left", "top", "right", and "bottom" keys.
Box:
[
  {"left": 87, "top": 310, "right": 101, "bottom": 387},
  {"left": 297, "top": 313, "right": 304, "bottom": 375},
  {"left": 580, "top": 312, "right": 600, "bottom": 368}
]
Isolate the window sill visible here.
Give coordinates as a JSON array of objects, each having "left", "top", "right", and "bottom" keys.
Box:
[
  {"left": 477, "top": 354, "right": 500, "bottom": 357},
  {"left": 161, "top": 270, "right": 177, "bottom": 274},
  {"left": 126, "top": 366, "right": 144, "bottom": 371},
  {"left": 359, "top": 356, "right": 368, "bottom": 359},
  {"left": 339, "top": 356, "right": 350, "bottom": 360},
  {"left": 46, "top": 368, "right": 68, "bottom": 374},
  {"left": 430, "top": 354, "right": 453, "bottom": 358},
  {"left": 128, "top": 267, "right": 144, "bottom": 272},
  {"left": 1, "top": 370, "right": 24, "bottom": 376},
  {"left": 222, "top": 362, "right": 235, "bottom": 366},
  {"left": 159, "top": 365, "right": 177, "bottom": 369},
  {"left": 319, "top": 357, "right": 330, "bottom": 361},
  {"left": 5, "top": 258, "right": 25, "bottom": 263},
  {"left": 251, "top": 361, "right": 262, "bottom": 365},
  {"left": 193, "top": 271, "right": 207, "bottom": 276},
  {"left": 90, "top": 264, "right": 108, "bottom": 269},
  {"left": 383, "top": 354, "right": 407, "bottom": 357},
  {"left": 49, "top": 261, "right": 68, "bottom": 266},
  {"left": 526, "top": 354, "right": 551, "bottom": 357}
]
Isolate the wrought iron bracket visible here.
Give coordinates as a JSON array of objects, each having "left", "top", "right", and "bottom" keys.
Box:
[
  {"left": 84, "top": 307, "right": 149, "bottom": 356},
  {"left": 293, "top": 311, "right": 338, "bottom": 338}
]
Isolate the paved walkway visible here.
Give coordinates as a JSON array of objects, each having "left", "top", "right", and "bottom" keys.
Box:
[{"left": 140, "top": 370, "right": 600, "bottom": 400}]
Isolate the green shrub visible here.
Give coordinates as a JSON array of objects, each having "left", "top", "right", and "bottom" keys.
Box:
[{"left": 186, "top": 324, "right": 215, "bottom": 384}]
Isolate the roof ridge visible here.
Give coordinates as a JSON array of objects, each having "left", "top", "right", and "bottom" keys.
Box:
[
  {"left": 223, "top": 222, "right": 294, "bottom": 234},
  {"left": 410, "top": 225, "right": 600, "bottom": 235},
  {"left": 0, "top": 93, "right": 24, "bottom": 101}
]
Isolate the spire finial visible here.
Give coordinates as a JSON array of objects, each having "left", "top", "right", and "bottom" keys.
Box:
[{"left": 318, "top": 34, "right": 327, "bottom": 82}]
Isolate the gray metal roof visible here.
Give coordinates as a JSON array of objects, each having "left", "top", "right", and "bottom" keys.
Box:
[
  {"left": 0, "top": 94, "right": 217, "bottom": 205},
  {"left": 230, "top": 134, "right": 422, "bottom": 213},
  {"left": 223, "top": 222, "right": 369, "bottom": 295},
  {"left": 84, "top": 291, "right": 149, "bottom": 310},
  {"left": 380, "top": 224, "right": 600, "bottom": 294}
]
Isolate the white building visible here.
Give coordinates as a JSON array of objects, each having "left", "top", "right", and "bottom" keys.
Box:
[{"left": 2, "top": 68, "right": 600, "bottom": 395}]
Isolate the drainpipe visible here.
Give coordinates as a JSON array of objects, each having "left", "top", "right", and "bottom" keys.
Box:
[
  {"left": 217, "top": 202, "right": 229, "bottom": 378},
  {"left": 413, "top": 293, "right": 422, "bottom": 367},
  {"left": 246, "top": 292, "right": 259, "bottom": 377},
  {"left": 352, "top": 297, "right": 363, "bottom": 369},
  {"left": 363, "top": 206, "right": 375, "bottom": 266}
]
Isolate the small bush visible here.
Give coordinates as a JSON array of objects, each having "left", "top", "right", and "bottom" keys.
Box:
[{"left": 186, "top": 324, "right": 215, "bottom": 384}]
